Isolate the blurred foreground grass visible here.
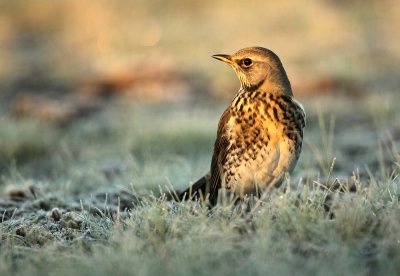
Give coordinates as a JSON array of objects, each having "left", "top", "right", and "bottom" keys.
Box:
[{"left": 0, "top": 92, "right": 399, "bottom": 275}]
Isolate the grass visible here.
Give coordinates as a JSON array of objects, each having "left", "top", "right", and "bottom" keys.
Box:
[
  {"left": 0, "top": 92, "right": 400, "bottom": 275},
  {"left": 1, "top": 180, "right": 400, "bottom": 275}
]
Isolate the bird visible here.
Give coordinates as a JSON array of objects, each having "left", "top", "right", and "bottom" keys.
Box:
[{"left": 179, "top": 47, "right": 306, "bottom": 206}]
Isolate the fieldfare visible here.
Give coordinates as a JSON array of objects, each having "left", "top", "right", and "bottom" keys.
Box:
[{"left": 180, "top": 47, "right": 306, "bottom": 205}]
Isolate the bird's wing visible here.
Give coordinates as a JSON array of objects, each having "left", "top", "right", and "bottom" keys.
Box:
[
  {"left": 291, "top": 98, "right": 306, "bottom": 129},
  {"left": 209, "top": 107, "right": 232, "bottom": 202},
  {"left": 279, "top": 95, "right": 306, "bottom": 154},
  {"left": 290, "top": 97, "right": 306, "bottom": 149}
]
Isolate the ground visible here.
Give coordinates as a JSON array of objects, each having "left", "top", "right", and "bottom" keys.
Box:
[{"left": 0, "top": 91, "right": 399, "bottom": 275}]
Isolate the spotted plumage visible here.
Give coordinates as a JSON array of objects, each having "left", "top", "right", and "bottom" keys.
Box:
[{"left": 180, "top": 47, "right": 306, "bottom": 205}]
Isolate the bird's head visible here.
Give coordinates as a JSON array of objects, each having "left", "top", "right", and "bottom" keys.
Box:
[{"left": 212, "top": 47, "right": 292, "bottom": 95}]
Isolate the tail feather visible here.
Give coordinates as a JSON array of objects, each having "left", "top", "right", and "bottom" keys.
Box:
[
  {"left": 178, "top": 172, "right": 220, "bottom": 206},
  {"left": 178, "top": 175, "right": 208, "bottom": 201}
]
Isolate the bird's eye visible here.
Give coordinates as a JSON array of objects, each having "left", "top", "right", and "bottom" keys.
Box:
[{"left": 243, "top": 58, "right": 253, "bottom": 67}]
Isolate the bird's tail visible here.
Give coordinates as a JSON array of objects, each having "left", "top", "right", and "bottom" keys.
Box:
[{"left": 178, "top": 173, "right": 210, "bottom": 201}]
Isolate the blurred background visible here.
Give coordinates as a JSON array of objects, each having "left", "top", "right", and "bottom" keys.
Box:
[{"left": 0, "top": 0, "right": 399, "bottom": 194}]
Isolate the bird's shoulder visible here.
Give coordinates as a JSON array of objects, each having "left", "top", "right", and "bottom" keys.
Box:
[{"left": 217, "top": 106, "right": 232, "bottom": 134}]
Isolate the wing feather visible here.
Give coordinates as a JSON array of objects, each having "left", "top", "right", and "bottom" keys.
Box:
[{"left": 209, "top": 107, "right": 232, "bottom": 203}]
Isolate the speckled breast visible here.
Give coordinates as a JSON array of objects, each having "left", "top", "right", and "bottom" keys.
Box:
[{"left": 221, "top": 91, "right": 304, "bottom": 197}]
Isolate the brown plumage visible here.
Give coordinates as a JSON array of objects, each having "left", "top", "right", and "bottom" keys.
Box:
[{"left": 180, "top": 47, "right": 306, "bottom": 205}]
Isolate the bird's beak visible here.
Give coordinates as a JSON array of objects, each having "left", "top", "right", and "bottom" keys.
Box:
[{"left": 212, "top": 54, "right": 232, "bottom": 64}]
